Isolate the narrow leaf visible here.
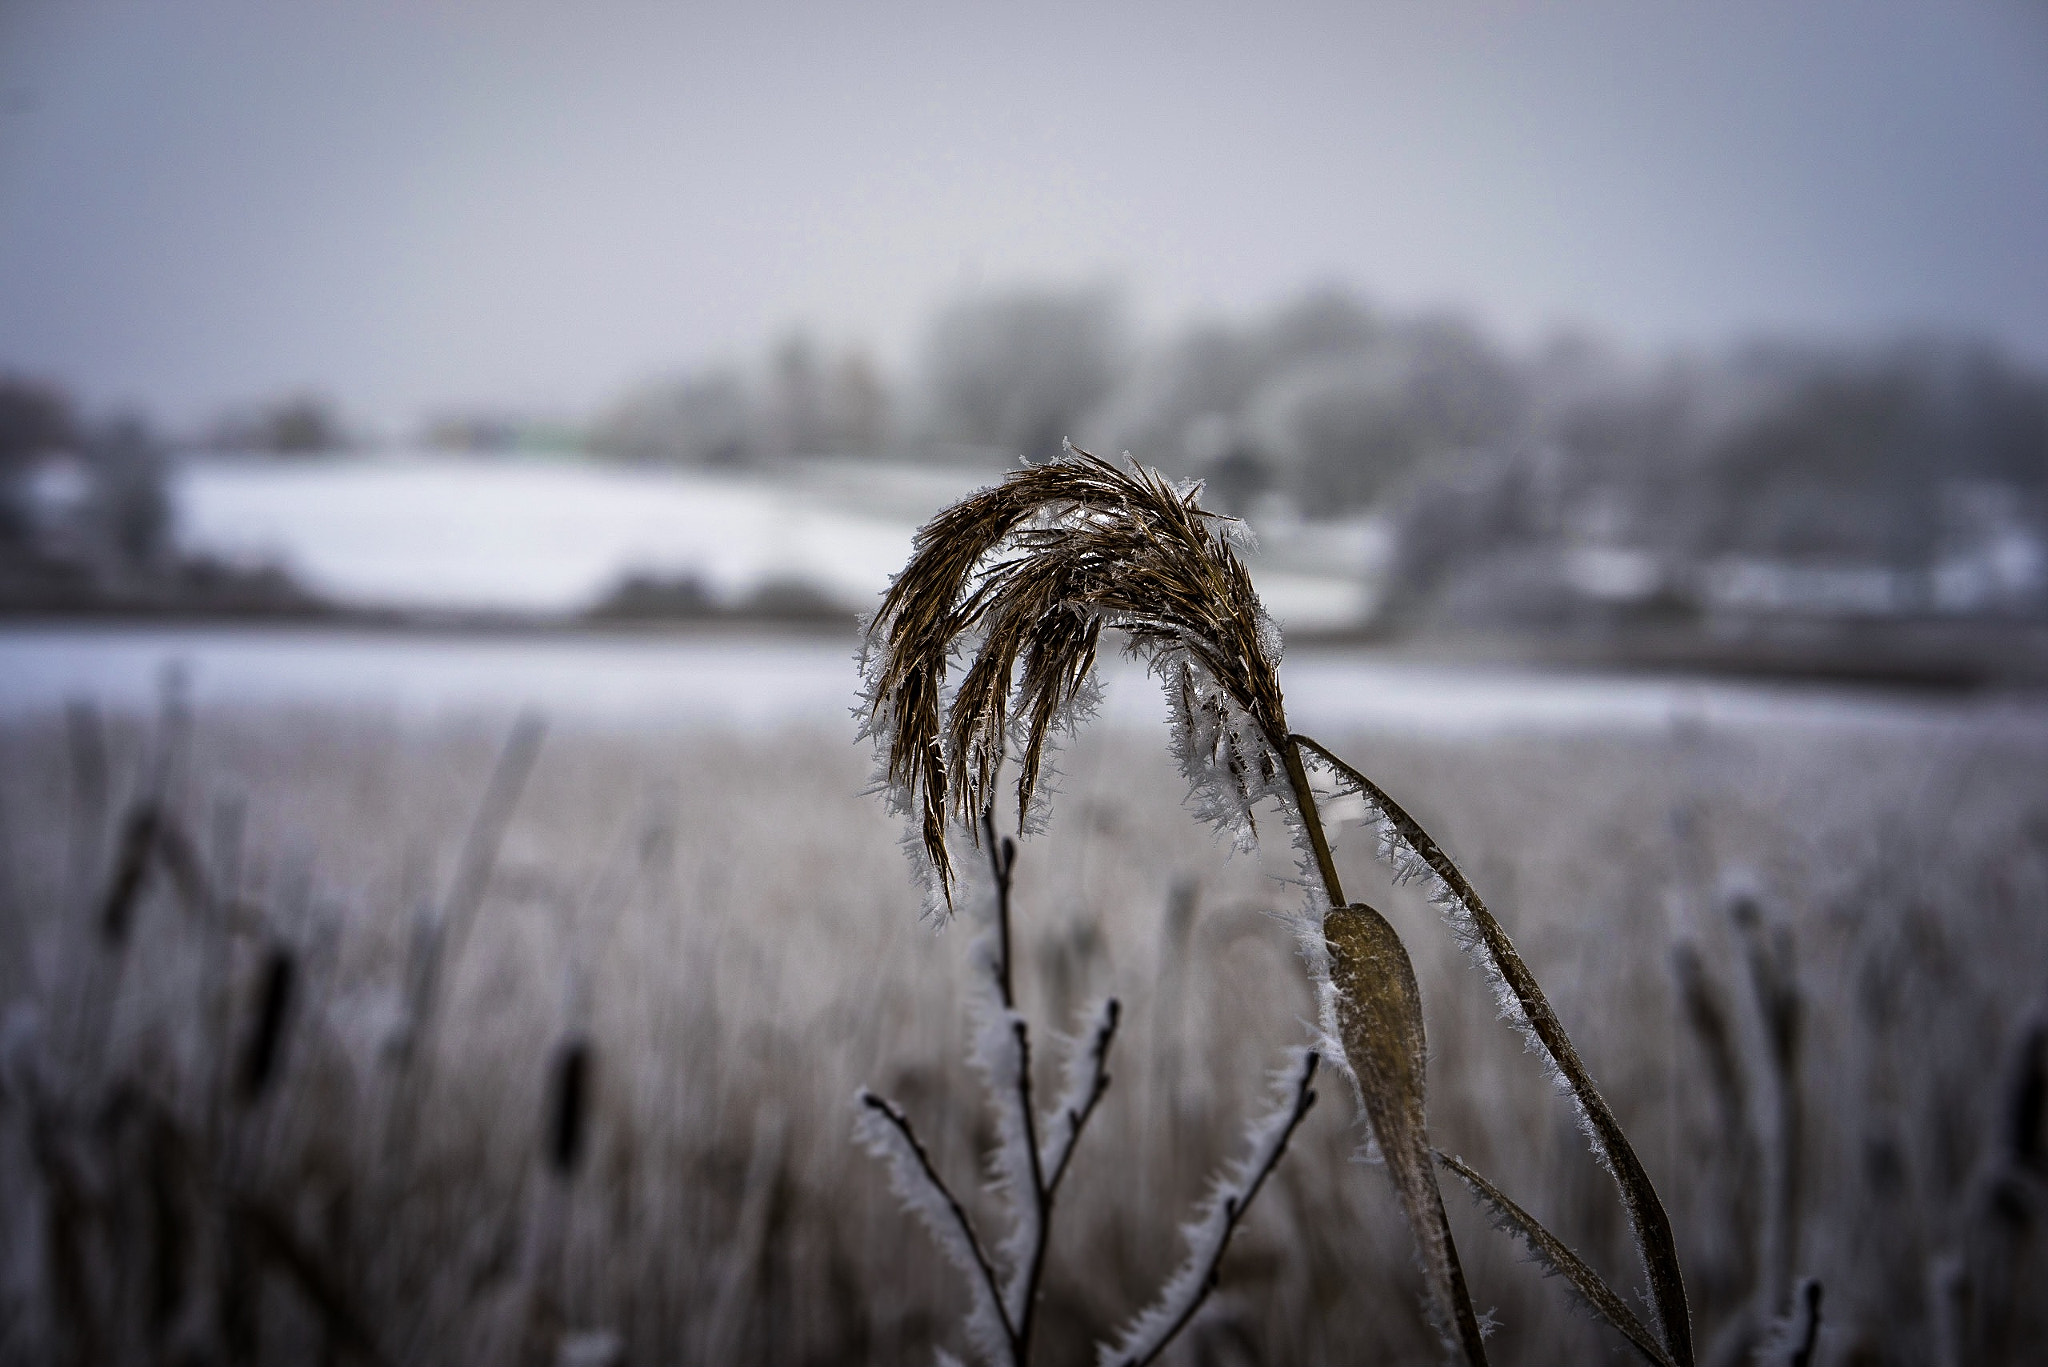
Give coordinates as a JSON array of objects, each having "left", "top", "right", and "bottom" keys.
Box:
[
  {"left": 1435, "top": 1150, "right": 1675, "bottom": 1367},
  {"left": 1326, "top": 904, "right": 1489, "bottom": 1365},
  {"left": 1298, "top": 735, "right": 1693, "bottom": 1367}
]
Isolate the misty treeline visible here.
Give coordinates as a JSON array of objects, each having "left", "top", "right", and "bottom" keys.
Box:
[
  {"left": 598, "top": 287, "right": 2048, "bottom": 625},
  {"left": 0, "top": 377, "right": 313, "bottom": 614},
  {"left": 11, "top": 285, "right": 2046, "bottom": 628}
]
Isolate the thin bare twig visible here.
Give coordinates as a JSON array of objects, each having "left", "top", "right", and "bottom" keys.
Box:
[
  {"left": 979, "top": 814, "right": 1058, "bottom": 1354},
  {"left": 1111, "top": 1049, "right": 1321, "bottom": 1367},
  {"left": 1010, "top": 1017, "right": 1051, "bottom": 1350},
  {"left": 858, "top": 1090, "right": 1020, "bottom": 1360},
  {"left": 1045, "top": 999, "right": 1120, "bottom": 1196}
]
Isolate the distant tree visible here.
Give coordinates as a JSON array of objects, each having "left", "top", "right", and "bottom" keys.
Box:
[
  {"left": 0, "top": 376, "right": 80, "bottom": 547},
  {"left": 206, "top": 392, "right": 348, "bottom": 455},
  {"left": 1090, "top": 290, "right": 1519, "bottom": 515},
  {"left": 1087, "top": 324, "right": 1273, "bottom": 482},
  {"left": 592, "top": 370, "right": 755, "bottom": 466},
  {"left": 759, "top": 333, "right": 897, "bottom": 457},
  {"left": 825, "top": 348, "right": 890, "bottom": 455},
  {"left": 1249, "top": 314, "right": 1524, "bottom": 509},
  {"left": 86, "top": 413, "right": 171, "bottom": 568},
  {"left": 422, "top": 413, "right": 521, "bottom": 452},
  {"left": 261, "top": 394, "right": 346, "bottom": 454},
  {"left": 1536, "top": 361, "right": 1704, "bottom": 552},
  {"left": 0, "top": 380, "right": 170, "bottom": 576},
  {"left": 0, "top": 375, "right": 76, "bottom": 467},
  {"left": 922, "top": 287, "right": 1124, "bottom": 460},
  {"left": 1686, "top": 342, "right": 2048, "bottom": 566},
  {"left": 764, "top": 333, "right": 829, "bottom": 458},
  {"left": 597, "top": 333, "right": 896, "bottom": 467},
  {"left": 1261, "top": 286, "right": 1381, "bottom": 365}
]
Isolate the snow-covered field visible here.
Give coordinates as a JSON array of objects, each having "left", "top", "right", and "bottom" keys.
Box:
[
  {"left": 171, "top": 453, "right": 948, "bottom": 615},
  {"left": 1, "top": 624, "right": 2026, "bottom": 740},
  {"left": 170, "top": 452, "right": 1376, "bottom": 628}
]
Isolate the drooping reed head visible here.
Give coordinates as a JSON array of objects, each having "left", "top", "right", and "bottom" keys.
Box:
[{"left": 860, "top": 445, "right": 1286, "bottom": 908}]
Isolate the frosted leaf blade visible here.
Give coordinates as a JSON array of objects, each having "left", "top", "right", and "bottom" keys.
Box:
[
  {"left": 1297, "top": 734, "right": 1693, "bottom": 1367},
  {"left": 1326, "top": 904, "right": 1489, "bottom": 1366},
  {"left": 1436, "top": 1150, "right": 1676, "bottom": 1367}
]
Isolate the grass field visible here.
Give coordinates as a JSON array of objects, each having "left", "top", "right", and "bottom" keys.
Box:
[{"left": 2, "top": 682, "right": 2045, "bottom": 1365}]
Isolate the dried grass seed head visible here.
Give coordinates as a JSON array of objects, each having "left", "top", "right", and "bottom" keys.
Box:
[{"left": 860, "top": 445, "right": 1286, "bottom": 908}]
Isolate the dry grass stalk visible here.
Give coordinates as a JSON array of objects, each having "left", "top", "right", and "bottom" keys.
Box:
[
  {"left": 861, "top": 445, "right": 1693, "bottom": 1365},
  {"left": 3, "top": 697, "right": 389, "bottom": 1367},
  {"left": 6, "top": 691, "right": 2043, "bottom": 1362},
  {"left": 383, "top": 712, "right": 547, "bottom": 1164},
  {"left": 237, "top": 945, "right": 297, "bottom": 1103}
]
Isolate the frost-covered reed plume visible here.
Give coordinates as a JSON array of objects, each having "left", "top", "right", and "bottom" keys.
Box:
[{"left": 860, "top": 445, "right": 1694, "bottom": 1366}]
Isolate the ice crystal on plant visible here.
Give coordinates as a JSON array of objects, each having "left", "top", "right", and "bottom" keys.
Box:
[
  {"left": 1095, "top": 1048, "right": 1319, "bottom": 1366},
  {"left": 854, "top": 1089, "right": 1013, "bottom": 1366}
]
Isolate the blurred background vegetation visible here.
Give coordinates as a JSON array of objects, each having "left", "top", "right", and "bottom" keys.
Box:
[{"left": 6, "top": 284, "right": 2046, "bottom": 664}]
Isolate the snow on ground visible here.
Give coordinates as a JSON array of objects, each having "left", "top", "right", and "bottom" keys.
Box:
[
  {"left": 174, "top": 453, "right": 926, "bottom": 615},
  {"left": 170, "top": 452, "right": 1374, "bottom": 629}
]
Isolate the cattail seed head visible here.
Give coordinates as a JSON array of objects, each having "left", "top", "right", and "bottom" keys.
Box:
[
  {"left": 238, "top": 945, "right": 297, "bottom": 1103},
  {"left": 99, "top": 802, "right": 162, "bottom": 946},
  {"left": 547, "top": 1036, "right": 594, "bottom": 1177}
]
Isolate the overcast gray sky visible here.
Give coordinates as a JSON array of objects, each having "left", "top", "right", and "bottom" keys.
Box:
[{"left": 1, "top": 0, "right": 2044, "bottom": 433}]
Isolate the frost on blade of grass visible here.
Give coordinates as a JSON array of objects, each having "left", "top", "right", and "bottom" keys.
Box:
[
  {"left": 1436, "top": 1150, "right": 1676, "bottom": 1367},
  {"left": 1095, "top": 1048, "right": 1320, "bottom": 1367},
  {"left": 1157, "top": 652, "right": 1279, "bottom": 859},
  {"left": 1295, "top": 734, "right": 1694, "bottom": 1367}
]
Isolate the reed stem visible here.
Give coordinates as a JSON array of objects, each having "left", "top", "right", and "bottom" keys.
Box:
[{"left": 1276, "top": 731, "right": 1344, "bottom": 908}]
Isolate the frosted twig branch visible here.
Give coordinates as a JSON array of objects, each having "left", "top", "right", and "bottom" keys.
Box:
[
  {"left": 1044, "top": 998, "right": 1120, "bottom": 1194},
  {"left": 860, "top": 820, "right": 1124, "bottom": 1366},
  {"left": 983, "top": 808, "right": 1050, "bottom": 1354},
  {"left": 855, "top": 1090, "right": 1020, "bottom": 1363},
  {"left": 1099, "top": 1049, "right": 1321, "bottom": 1367},
  {"left": 1008, "top": 1016, "right": 1050, "bottom": 1348}
]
